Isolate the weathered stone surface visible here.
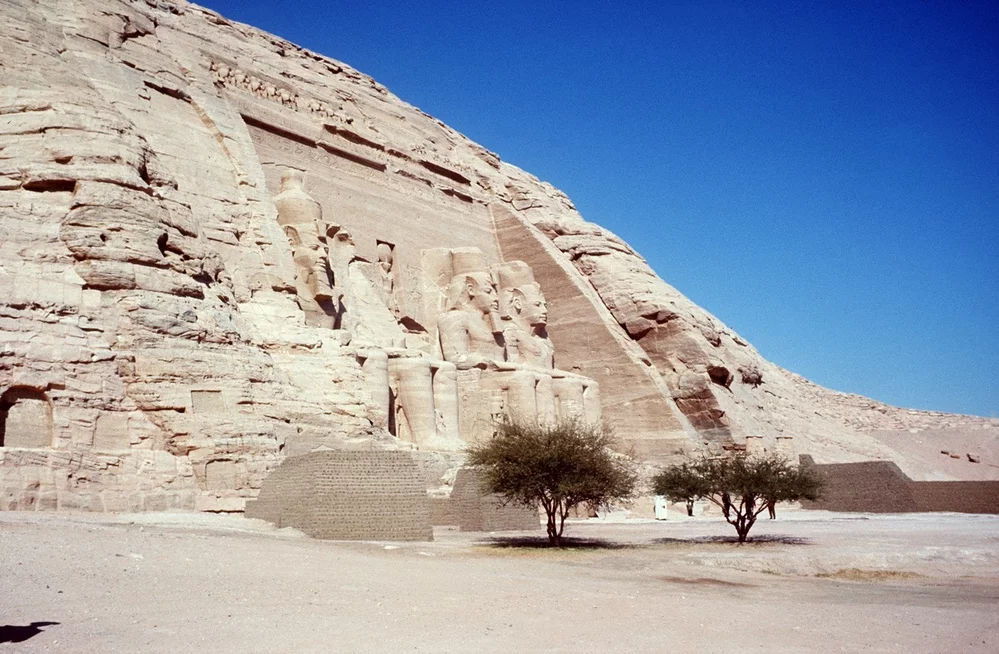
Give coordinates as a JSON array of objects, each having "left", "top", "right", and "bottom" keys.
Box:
[{"left": 1, "top": 0, "right": 996, "bottom": 517}]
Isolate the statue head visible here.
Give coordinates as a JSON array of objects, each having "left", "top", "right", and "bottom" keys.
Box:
[
  {"left": 376, "top": 242, "right": 394, "bottom": 270},
  {"left": 446, "top": 272, "right": 498, "bottom": 315},
  {"left": 493, "top": 261, "right": 548, "bottom": 328},
  {"left": 510, "top": 283, "right": 548, "bottom": 328},
  {"left": 279, "top": 169, "right": 305, "bottom": 193}
]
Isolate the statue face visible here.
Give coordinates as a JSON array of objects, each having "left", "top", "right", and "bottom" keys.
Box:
[
  {"left": 466, "top": 274, "right": 499, "bottom": 314},
  {"left": 515, "top": 286, "right": 548, "bottom": 327}
]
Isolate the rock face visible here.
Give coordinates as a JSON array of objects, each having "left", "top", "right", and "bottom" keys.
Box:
[{"left": 1, "top": 0, "right": 996, "bottom": 513}]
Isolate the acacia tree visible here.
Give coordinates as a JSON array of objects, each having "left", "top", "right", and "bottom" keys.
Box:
[
  {"left": 467, "top": 419, "right": 636, "bottom": 546},
  {"left": 653, "top": 453, "right": 823, "bottom": 542},
  {"left": 652, "top": 462, "right": 709, "bottom": 516}
]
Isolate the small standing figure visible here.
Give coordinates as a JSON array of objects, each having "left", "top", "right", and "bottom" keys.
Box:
[
  {"left": 375, "top": 242, "right": 397, "bottom": 314},
  {"left": 766, "top": 497, "right": 776, "bottom": 520}
]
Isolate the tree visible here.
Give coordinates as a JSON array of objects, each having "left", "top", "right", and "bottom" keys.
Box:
[
  {"left": 652, "top": 462, "right": 709, "bottom": 516},
  {"left": 466, "top": 419, "right": 636, "bottom": 546},
  {"left": 652, "top": 452, "right": 823, "bottom": 542}
]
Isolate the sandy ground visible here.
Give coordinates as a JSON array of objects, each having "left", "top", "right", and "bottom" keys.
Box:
[{"left": 2, "top": 510, "right": 997, "bottom": 653}]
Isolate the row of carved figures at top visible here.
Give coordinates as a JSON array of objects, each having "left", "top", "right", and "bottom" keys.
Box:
[
  {"left": 211, "top": 61, "right": 344, "bottom": 122},
  {"left": 272, "top": 170, "right": 555, "bottom": 371}
]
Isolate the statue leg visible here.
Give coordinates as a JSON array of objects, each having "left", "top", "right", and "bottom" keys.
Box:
[
  {"left": 553, "top": 376, "right": 585, "bottom": 422},
  {"left": 357, "top": 350, "right": 390, "bottom": 429},
  {"left": 501, "top": 370, "right": 539, "bottom": 425},
  {"left": 535, "top": 373, "right": 557, "bottom": 425},
  {"left": 431, "top": 362, "right": 460, "bottom": 443},
  {"left": 388, "top": 357, "right": 437, "bottom": 445}
]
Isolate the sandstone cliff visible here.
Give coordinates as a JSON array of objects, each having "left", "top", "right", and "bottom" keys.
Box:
[{"left": 1, "top": 0, "right": 995, "bottom": 513}]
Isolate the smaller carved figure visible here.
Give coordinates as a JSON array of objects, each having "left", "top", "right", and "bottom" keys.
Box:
[{"left": 375, "top": 241, "right": 397, "bottom": 313}]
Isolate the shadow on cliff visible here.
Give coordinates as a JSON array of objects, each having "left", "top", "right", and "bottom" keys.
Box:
[{"left": 0, "top": 622, "right": 60, "bottom": 644}]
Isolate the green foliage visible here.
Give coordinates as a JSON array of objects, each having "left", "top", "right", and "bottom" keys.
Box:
[
  {"left": 652, "top": 461, "right": 711, "bottom": 516},
  {"left": 652, "top": 463, "right": 711, "bottom": 505},
  {"left": 652, "top": 452, "right": 824, "bottom": 542},
  {"left": 467, "top": 419, "right": 637, "bottom": 546}
]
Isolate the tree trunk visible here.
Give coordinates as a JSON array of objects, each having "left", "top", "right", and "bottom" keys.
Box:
[
  {"left": 735, "top": 515, "right": 756, "bottom": 543},
  {"left": 545, "top": 508, "right": 558, "bottom": 545},
  {"left": 558, "top": 504, "right": 569, "bottom": 545}
]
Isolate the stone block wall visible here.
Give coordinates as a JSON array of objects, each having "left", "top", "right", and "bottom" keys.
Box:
[
  {"left": 245, "top": 450, "right": 433, "bottom": 541},
  {"left": 800, "top": 455, "right": 999, "bottom": 514},
  {"left": 429, "top": 494, "right": 458, "bottom": 526},
  {"left": 449, "top": 468, "right": 540, "bottom": 532},
  {"left": 910, "top": 481, "right": 999, "bottom": 514}
]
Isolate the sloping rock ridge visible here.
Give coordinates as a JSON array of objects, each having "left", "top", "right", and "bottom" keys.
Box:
[{"left": 1, "top": 0, "right": 996, "bottom": 512}]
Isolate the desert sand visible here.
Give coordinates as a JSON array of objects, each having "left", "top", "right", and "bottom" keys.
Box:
[{"left": 2, "top": 510, "right": 997, "bottom": 652}]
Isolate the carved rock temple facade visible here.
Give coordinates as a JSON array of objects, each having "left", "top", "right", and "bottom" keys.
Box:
[{"left": 2, "top": 0, "right": 996, "bottom": 513}]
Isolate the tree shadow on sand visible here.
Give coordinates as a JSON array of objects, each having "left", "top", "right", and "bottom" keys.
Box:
[
  {"left": 477, "top": 535, "right": 638, "bottom": 550},
  {"left": 0, "top": 622, "right": 60, "bottom": 644},
  {"left": 653, "top": 534, "right": 812, "bottom": 546}
]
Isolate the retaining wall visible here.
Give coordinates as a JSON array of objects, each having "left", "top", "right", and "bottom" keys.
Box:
[
  {"left": 449, "top": 468, "right": 540, "bottom": 532},
  {"left": 245, "top": 450, "right": 433, "bottom": 540},
  {"left": 799, "top": 455, "right": 999, "bottom": 514}
]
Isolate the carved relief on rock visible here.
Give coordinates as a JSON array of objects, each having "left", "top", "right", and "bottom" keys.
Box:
[
  {"left": 211, "top": 60, "right": 341, "bottom": 121},
  {"left": 0, "top": 388, "right": 53, "bottom": 449},
  {"left": 420, "top": 248, "right": 603, "bottom": 444}
]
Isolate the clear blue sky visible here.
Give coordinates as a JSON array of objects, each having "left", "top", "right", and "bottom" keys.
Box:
[{"left": 198, "top": 0, "right": 998, "bottom": 418}]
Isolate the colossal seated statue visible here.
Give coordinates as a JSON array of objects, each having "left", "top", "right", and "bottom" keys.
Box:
[
  {"left": 422, "top": 248, "right": 603, "bottom": 443},
  {"left": 349, "top": 242, "right": 462, "bottom": 451},
  {"left": 436, "top": 250, "right": 505, "bottom": 369},
  {"left": 352, "top": 246, "right": 602, "bottom": 448},
  {"left": 493, "top": 261, "right": 555, "bottom": 369},
  {"left": 272, "top": 170, "right": 334, "bottom": 306}
]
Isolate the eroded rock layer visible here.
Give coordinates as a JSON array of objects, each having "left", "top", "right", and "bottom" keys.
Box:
[{"left": 1, "top": 0, "right": 996, "bottom": 513}]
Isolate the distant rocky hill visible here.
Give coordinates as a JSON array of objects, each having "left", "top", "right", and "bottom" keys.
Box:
[{"left": 1, "top": 0, "right": 994, "bottom": 513}]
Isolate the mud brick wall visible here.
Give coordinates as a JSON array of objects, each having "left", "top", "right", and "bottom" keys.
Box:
[
  {"left": 429, "top": 495, "right": 458, "bottom": 526},
  {"left": 450, "top": 468, "right": 539, "bottom": 532},
  {"left": 800, "top": 455, "right": 999, "bottom": 514},
  {"left": 798, "top": 456, "right": 920, "bottom": 512},
  {"left": 245, "top": 450, "right": 433, "bottom": 541},
  {"left": 910, "top": 482, "right": 999, "bottom": 514}
]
